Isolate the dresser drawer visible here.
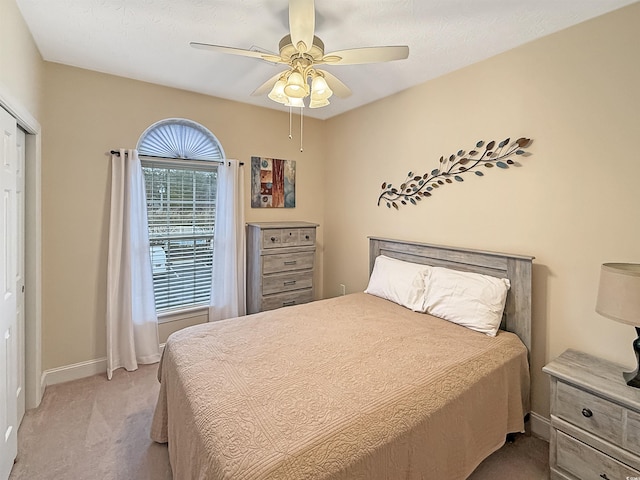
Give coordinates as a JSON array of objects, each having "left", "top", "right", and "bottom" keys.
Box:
[
  {"left": 262, "top": 270, "right": 313, "bottom": 295},
  {"left": 261, "top": 289, "right": 313, "bottom": 311},
  {"left": 280, "top": 228, "right": 300, "bottom": 246},
  {"left": 263, "top": 252, "right": 314, "bottom": 274},
  {"left": 262, "top": 229, "right": 283, "bottom": 249},
  {"left": 556, "top": 381, "right": 623, "bottom": 446},
  {"left": 555, "top": 430, "right": 640, "bottom": 479},
  {"left": 261, "top": 228, "right": 315, "bottom": 249},
  {"left": 298, "top": 228, "right": 315, "bottom": 246}
]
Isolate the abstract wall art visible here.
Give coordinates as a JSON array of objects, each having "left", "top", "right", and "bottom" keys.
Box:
[{"left": 251, "top": 156, "right": 296, "bottom": 208}]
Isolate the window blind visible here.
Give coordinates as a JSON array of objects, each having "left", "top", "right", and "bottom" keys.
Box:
[{"left": 142, "top": 161, "right": 218, "bottom": 312}]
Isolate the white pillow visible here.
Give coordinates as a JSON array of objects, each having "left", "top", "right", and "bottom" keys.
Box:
[
  {"left": 423, "top": 266, "right": 510, "bottom": 336},
  {"left": 364, "top": 255, "right": 430, "bottom": 312}
]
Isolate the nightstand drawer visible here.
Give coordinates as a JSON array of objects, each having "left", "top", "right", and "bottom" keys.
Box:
[
  {"left": 555, "top": 430, "right": 640, "bottom": 480},
  {"left": 556, "top": 381, "right": 623, "bottom": 446},
  {"left": 262, "top": 270, "right": 312, "bottom": 295},
  {"left": 263, "top": 252, "right": 314, "bottom": 274},
  {"left": 261, "top": 289, "right": 313, "bottom": 311},
  {"left": 625, "top": 410, "right": 640, "bottom": 455}
]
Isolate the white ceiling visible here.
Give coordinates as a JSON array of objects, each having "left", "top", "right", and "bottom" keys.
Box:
[{"left": 16, "top": 0, "right": 637, "bottom": 120}]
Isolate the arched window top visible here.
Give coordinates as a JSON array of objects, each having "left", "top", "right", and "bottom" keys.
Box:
[{"left": 137, "top": 118, "right": 225, "bottom": 161}]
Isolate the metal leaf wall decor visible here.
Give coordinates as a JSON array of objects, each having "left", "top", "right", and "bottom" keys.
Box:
[{"left": 378, "top": 137, "right": 532, "bottom": 209}]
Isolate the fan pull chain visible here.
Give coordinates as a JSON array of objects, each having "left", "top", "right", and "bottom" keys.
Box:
[
  {"left": 300, "top": 107, "right": 304, "bottom": 152},
  {"left": 286, "top": 106, "right": 304, "bottom": 152}
]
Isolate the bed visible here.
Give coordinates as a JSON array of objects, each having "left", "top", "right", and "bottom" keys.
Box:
[{"left": 151, "top": 237, "right": 533, "bottom": 479}]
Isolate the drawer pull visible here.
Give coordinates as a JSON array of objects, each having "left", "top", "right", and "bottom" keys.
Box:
[
  {"left": 284, "top": 280, "right": 297, "bottom": 286},
  {"left": 270, "top": 236, "right": 276, "bottom": 242},
  {"left": 305, "top": 235, "right": 310, "bottom": 240},
  {"left": 284, "top": 260, "right": 297, "bottom": 265},
  {"left": 600, "top": 474, "right": 609, "bottom": 480},
  {"left": 282, "top": 300, "right": 296, "bottom": 306},
  {"left": 582, "top": 408, "right": 593, "bottom": 418}
]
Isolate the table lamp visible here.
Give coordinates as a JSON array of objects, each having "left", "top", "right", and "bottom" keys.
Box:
[{"left": 596, "top": 263, "right": 640, "bottom": 388}]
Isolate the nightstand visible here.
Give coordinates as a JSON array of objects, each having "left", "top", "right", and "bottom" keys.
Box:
[{"left": 543, "top": 349, "right": 640, "bottom": 479}]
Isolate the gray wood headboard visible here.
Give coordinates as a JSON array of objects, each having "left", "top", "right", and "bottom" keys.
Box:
[{"left": 369, "top": 237, "right": 534, "bottom": 352}]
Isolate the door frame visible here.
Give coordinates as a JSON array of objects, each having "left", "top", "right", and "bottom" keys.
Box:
[{"left": 0, "top": 83, "right": 43, "bottom": 409}]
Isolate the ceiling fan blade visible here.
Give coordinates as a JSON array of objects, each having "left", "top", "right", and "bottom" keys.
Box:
[
  {"left": 317, "top": 70, "right": 351, "bottom": 99},
  {"left": 190, "top": 42, "right": 285, "bottom": 63},
  {"left": 322, "top": 46, "right": 409, "bottom": 65},
  {"left": 251, "top": 72, "right": 285, "bottom": 96},
  {"left": 289, "top": 0, "right": 315, "bottom": 53}
]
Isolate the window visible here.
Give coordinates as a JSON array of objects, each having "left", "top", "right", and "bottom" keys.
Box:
[{"left": 138, "top": 119, "right": 225, "bottom": 313}]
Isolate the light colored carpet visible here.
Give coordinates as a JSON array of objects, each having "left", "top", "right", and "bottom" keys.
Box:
[{"left": 10, "top": 364, "right": 549, "bottom": 479}]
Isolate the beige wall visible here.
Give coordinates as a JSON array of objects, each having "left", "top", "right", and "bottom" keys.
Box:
[
  {"left": 41, "top": 63, "right": 325, "bottom": 370},
  {"left": 0, "top": 0, "right": 43, "bottom": 118},
  {"left": 324, "top": 3, "right": 640, "bottom": 419},
  {"left": 19, "top": 0, "right": 640, "bottom": 422}
]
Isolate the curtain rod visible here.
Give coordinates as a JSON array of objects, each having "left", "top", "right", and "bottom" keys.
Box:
[{"left": 109, "top": 150, "right": 243, "bottom": 166}]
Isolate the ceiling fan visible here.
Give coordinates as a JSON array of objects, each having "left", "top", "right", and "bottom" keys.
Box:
[{"left": 190, "top": 0, "right": 409, "bottom": 109}]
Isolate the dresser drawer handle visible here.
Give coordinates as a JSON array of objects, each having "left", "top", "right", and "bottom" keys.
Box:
[
  {"left": 284, "top": 261, "right": 297, "bottom": 266},
  {"left": 270, "top": 236, "right": 276, "bottom": 242},
  {"left": 284, "top": 280, "right": 297, "bottom": 286},
  {"left": 582, "top": 408, "right": 593, "bottom": 418},
  {"left": 282, "top": 300, "right": 296, "bottom": 306},
  {"left": 305, "top": 235, "right": 310, "bottom": 240}
]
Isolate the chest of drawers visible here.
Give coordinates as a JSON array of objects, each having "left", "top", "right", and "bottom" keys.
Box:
[
  {"left": 543, "top": 349, "right": 640, "bottom": 480},
  {"left": 246, "top": 221, "right": 318, "bottom": 314}
]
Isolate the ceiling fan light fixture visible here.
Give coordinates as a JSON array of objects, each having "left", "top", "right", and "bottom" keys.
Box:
[
  {"left": 284, "top": 70, "right": 308, "bottom": 98},
  {"left": 192, "top": 0, "right": 409, "bottom": 120},
  {"left": 311, "top": 74, "right": 332, "bottom": 100},
  {"left": 268, "top": 78, "right": 289, "bottom": 104},
  {"left": 309, "top": 97, "right": 330, "bottom": 109},
  {"left": 285, "top": 96, "right": 305, "bottom": 108}
]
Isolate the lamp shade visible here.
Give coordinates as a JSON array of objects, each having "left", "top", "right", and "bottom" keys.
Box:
[
  {"left": 311, "top": 74, "right": 333, "bottom": 100},
  {"left": 285, "top": 96, "right": 305, "bottom": 108},
  {"left": 596, "top": 263, "right": 640, "bottom": 325},
  {"left": 268, "top": 78, "right": 288, "bottom": 104},
  {"left": 309, "top": 97, "right": 330, "bottom": 108},
  {"left": 284, "top": 71, "right": 307, "bottom": 98}
]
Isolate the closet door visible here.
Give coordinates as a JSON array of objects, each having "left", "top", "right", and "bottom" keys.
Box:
[
  {"left": 0, "top": 105, "right": 18, "bottom": 480},
  {"left": 16, "top": 127, "right": 25, "bottom": 424}
]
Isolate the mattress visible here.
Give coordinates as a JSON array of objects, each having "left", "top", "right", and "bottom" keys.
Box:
[{"left": 151, "top": 292, "right": 530, "bottom": 480}]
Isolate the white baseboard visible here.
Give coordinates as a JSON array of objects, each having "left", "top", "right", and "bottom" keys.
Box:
[
  {"left": 41, "top": 357, "right": 108, "bottom": 387},
  {"left": 529, "top": 411, "right": 550, "bottom": 441},
  {"left": 41, "top": 343, "right": 166, "bottom": 388}
]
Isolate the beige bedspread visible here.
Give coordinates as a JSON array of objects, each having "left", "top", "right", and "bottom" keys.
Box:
[{"left": 151, "top": 293, "right": 530, "bottom": 480}]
